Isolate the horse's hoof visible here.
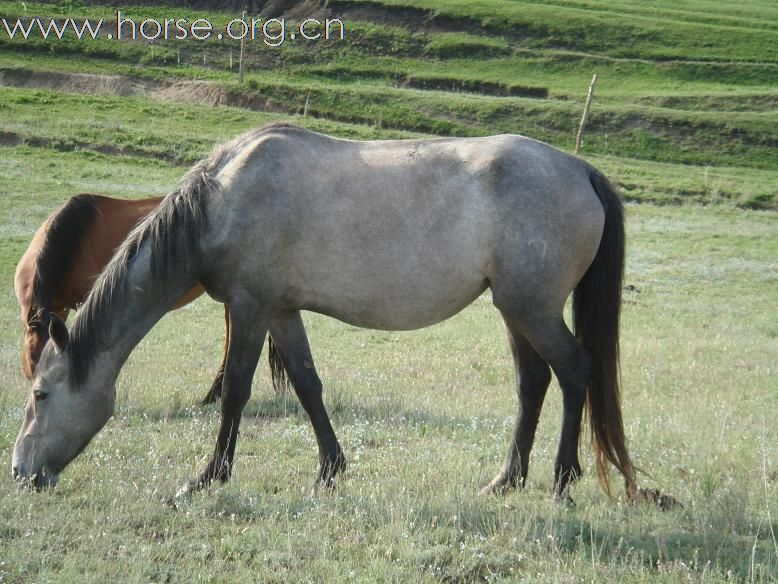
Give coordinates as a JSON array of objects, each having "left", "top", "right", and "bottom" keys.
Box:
[
  {"left": 480, "top": 471, "right": 522, "bottom": 496},
  {"left": 630, "top": 487, "right": 682, "bottom": 511},
  {"left": 553, "top": 492, "right": 576, "bottom": 509},
  {"left": 313, "top": 452, "right": 347, "bottom": 494},
  {"left": 166, "top": 493, "right": 184, "bottom": 509},
  {"left": 311, "top": 476, "right": 337, "bottom": 496},
  {"left": 657, "top": 493, "right": 682, "bottom": 511},
  {"left": 166, "top": 485, "right": 194, "bottom": 510},
  {"left": 199, "top": 393, "right": 220, "bottom": 407},
  {"left": 310, "top": 484, "right": 331, "bottom": 497},
  {"left": 479, "top": 485, "right": 497, "bottom": 497},
  {"left": 553, "top": 477, "right": 576, "bottom": 507},
  {"left": 479, "top": 481, "right": 509, "bottom": 497},
  {"left": 174, "top": 479, "right": 199, "bottom": 501}
]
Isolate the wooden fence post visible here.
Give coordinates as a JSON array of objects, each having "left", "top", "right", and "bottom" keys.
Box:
[
  {"left": 575, "top": 73, "right": 597, "bottom": 156},
  {"left": 239, "top": 9, "right": 246, "bottom": 84}
]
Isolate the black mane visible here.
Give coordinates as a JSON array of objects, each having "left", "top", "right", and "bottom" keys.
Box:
[{"left": 66, "top": 122, "right": 303, "bottom": 385}]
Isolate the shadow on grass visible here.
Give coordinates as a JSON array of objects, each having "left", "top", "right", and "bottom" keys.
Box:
[
  {"left": 235, "top": 391, "right": 507, "bottom": 437},
  {"left": 568, "top": 519, "right": 777, "bottom": 580},
  {"left": 410, "top": 501, "right": 777, "bottom": 580}
]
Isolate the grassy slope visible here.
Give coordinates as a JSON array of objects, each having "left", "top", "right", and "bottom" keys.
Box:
[
  {"left": 0, "top": 1, "right": 777, "bottom": 582},
  {"left": 0, "top": 0, "right": 776, "bottom": 207},
  {"left": 338, "top": 0, "right": 778, "bottom": 60}
]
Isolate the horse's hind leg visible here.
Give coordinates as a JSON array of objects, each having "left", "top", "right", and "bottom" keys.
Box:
[
  {"left": 269, "top": 310, "right": 345, "bottom": 489},
  {"left": 179, "top": 302, "right": 268, "bottom": 496},
  {"left": 481, "top": 322, "right": 551, "bottom": 495},
  {"left": 522, "top": 317, "right": 590, "bottom": 500},
  {"left": 494, "top": 300, "right": 591, "bottom": 500}
]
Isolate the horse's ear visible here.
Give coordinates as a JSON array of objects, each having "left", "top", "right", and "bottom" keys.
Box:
[
  {"left": 48, "top": 314, "right": 69, "bottom": 353},
  {"left": 26, "top": 305, "right": 42, "bottom": 329},
  {"left": 25, "top": 305, "right": 36, "bottom": 327}
]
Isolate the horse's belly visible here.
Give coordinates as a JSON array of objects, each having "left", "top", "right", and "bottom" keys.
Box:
[{"left": 292, "top": 267, "right": 489, "bottom": 331}]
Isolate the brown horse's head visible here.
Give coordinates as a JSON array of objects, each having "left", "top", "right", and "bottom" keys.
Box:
[
  {"left": 13, "top": 315, "right": 115, "bottom": 489},
  {"left": 22, "top": 307, "right": 49, "bottom": 380}
]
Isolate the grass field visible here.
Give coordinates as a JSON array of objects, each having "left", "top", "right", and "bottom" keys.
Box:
[{"left": 1, "top": 0, "right": 777, "bottom": 582}]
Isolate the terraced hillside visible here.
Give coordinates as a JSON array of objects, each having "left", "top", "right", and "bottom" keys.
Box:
[{"left": 1, "top": 0, "right": 776, "bottom": 208}]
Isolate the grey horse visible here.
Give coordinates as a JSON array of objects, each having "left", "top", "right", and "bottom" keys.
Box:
[{"left": 13, "top": 123, "right": 671, "bottom": 505}]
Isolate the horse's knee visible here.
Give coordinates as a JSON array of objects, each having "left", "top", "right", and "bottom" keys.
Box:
[
  {"left": 220, "top": 378, "right": 252, "bottom": 414},
  {"left": 558, "top": 348, "right": 590, "bottom": 406},
  {"left": 293, "top": 373, "right": 323, "bottom": 399}
]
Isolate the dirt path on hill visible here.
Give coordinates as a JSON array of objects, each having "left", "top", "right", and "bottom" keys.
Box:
[{"left": 0, "top": 67, "right": 290, "bottom": 114}]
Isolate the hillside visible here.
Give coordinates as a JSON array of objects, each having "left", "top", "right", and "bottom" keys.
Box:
[{"left": 0, "top": 0, "right": 776, "bottom": 209}]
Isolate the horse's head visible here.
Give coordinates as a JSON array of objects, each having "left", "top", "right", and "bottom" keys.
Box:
[
  {"left": 12, "top": 315, "right": 115, "bottom": 489},
  {"left": 22, "top": 307, "right": 49, "bottom": 380}
]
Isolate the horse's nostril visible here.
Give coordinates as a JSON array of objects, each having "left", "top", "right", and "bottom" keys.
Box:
[{"left": 12, "top": 466, "right": 19, "bottom": 479}]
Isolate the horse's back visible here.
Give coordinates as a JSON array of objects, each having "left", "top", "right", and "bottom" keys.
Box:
[{"left": 201, "top": 126, "right": 606, "bottom": 329}]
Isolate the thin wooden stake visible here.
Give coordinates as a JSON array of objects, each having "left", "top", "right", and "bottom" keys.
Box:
[
  {"left": 238, "top": 9, "right": 246, "bottom": 84},
  {"left": 303, "top": 90, "right": 311, "bottom": 117},
  {"left": 575, "top": 73, "right": 597, "bottom": 156}
]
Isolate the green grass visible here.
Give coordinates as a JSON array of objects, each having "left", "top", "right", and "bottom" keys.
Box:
[
  {"left": 336, "top": 0, "right": 778, "bottom": 62},
  {"left": 2, "top": 86, "right": 776, "bottom": 210},
  {"left": 0, "top": 84, "right": 418, "bottom": 163},
  {"left": 1, "top": 194, "right": 777, "bottom": 581},
  {"left": 0, "top": 0, "right": 777, "bottom": 580}
]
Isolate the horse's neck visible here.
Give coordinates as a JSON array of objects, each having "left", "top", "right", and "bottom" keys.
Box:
[{"left": 75, "top": 241, "right": 198, "bottom": 385}]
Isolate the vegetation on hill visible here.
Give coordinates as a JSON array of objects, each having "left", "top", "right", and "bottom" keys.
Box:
[{"left": 0, "top": 0, "right": 776, "bottom": 207}]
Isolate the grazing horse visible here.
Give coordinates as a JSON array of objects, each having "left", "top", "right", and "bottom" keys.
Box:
[
  {"left": 13, "top": 194, "right": 284, "bottom": 404},
  {"left": 12, "top": 123, "right": 671, "bottom": 506}
]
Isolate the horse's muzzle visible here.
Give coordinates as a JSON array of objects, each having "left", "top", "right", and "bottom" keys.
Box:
[{"left": 12, "top": 464, "right": 59, "bottom": 490}]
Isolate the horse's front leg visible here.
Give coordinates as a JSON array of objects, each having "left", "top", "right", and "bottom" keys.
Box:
[
  {"left": 178, "top": 304, "right": 267, "bottom": 496},
  {"left": 269, "top": 310, "right": 345, "bottom": 490}
]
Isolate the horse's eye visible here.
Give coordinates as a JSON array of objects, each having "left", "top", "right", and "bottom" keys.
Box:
[{"left": 33, "top": 391, "right": 49, "bottom": 403}]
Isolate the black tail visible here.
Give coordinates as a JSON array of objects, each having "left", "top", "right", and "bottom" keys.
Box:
[
  {"left": 573, "top": 169, "right": 636, "bottom": 496},
  {"left": 268, "top": 336, "right": 291, "bottom": 394}
]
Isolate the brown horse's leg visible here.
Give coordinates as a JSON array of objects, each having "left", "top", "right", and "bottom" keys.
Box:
[
  {"left": 269, "top": 310, "right": 345, "bottom": 489},
  {"left": 178, "top": 303, "right": 267, "bottom": 496},
  {"left": 481, "top": 320, "right": 551, "bottom": 495},
  {"left": 200, "top": 304, "right": 230, "bottom": 405}
]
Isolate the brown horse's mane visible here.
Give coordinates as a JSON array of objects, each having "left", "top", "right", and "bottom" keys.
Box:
[
  {"left": 66, "top": 123, "right": 299, "bottom": 385},
  {"left": 66, "top": 176, "right": 209, "bottom": 385},
  {"left": 30, "top": 194, "right": 100, "bottom": 325}
]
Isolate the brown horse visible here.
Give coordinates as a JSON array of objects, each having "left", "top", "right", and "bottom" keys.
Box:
[{"left": 13, "top": 194, "right": 284, "bottom": 404}]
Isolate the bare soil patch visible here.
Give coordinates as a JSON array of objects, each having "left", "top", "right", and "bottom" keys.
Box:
[
  {"left": 0, "top": 66, "right": 292, "bottom": 115},
  {"left": 0, "top": 128, "right": 167, "bottom": 160},
  {"left": 0, "top": 68, "right": 149, "bottom": 96},
  {"left": 400, "top": 75, "right": 548, "bottom": 99}
]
